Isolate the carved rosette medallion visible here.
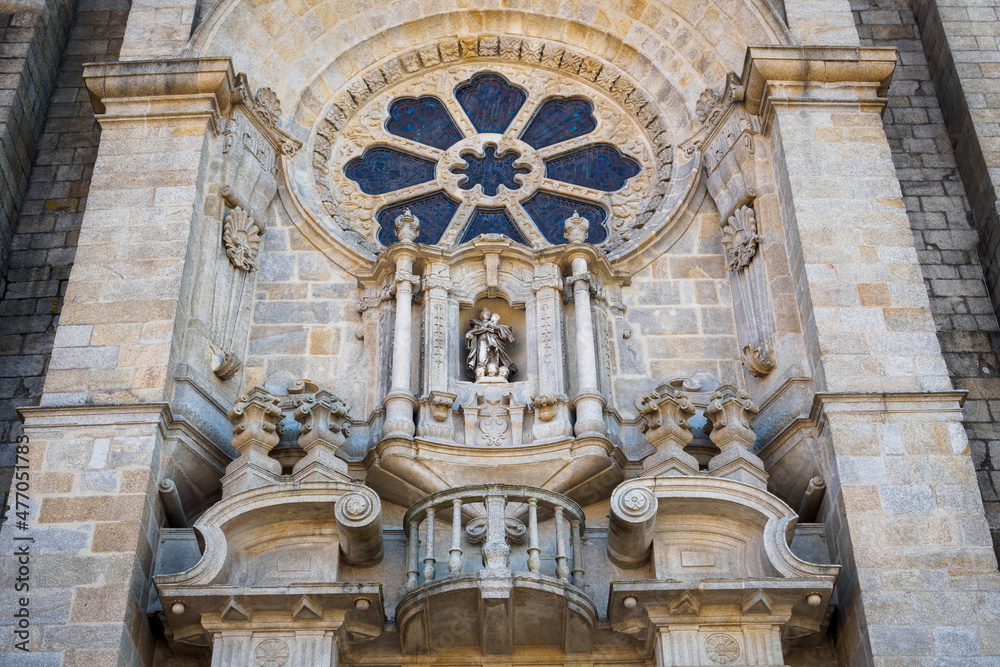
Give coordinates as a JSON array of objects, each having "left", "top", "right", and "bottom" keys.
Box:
[
  {"left": 610, "top": 485, "right": 658, "bottom": 525},
  {"left": 705, "top": 633, "right": 740, "bottom": 664},
  {"left": 254, "top": 639, "right": 290, "bottom": 667}
]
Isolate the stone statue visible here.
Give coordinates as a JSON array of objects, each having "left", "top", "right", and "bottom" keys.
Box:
[{"left": 465, "top": 308, "right": 517, "bottom": 381}]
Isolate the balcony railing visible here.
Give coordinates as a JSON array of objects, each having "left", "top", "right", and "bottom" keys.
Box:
[{"left": 402, "top": 484, "right": 586, "bottom": 590}]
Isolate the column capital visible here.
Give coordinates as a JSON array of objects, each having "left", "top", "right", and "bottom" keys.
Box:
[
  {"left": 84, "top": 58, "right": 236, "bottom": 125},
  {"left": 741, "top": 45, "right": 897, "bottom": 118}
]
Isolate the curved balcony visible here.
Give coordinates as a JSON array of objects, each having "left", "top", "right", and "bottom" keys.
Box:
[{"left": 395, "top": 484, "right": 597, "bottom": 656}]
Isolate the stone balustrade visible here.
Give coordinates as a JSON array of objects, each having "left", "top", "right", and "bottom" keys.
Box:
[{"left": 402, "top": 484, "right": 586, "bottom": 590}]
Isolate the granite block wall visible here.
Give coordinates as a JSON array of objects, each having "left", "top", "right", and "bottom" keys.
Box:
[
  {"left": 852, "top": 0, "right": 1000, "bottom": 556},
  {"left": 0, "top": 0, "right": 129, "bottom": 528}
]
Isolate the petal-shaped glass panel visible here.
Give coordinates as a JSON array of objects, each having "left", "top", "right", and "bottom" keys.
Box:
[
  {"left": 376, "top": 191, "right": 460, "bottom": 246},
  {"left": 520, "top": 97, "right": 596, "bottom": 150},
  {"left": 545, "top": 144, "right": 641, "bottom": 192},
  {"left": 459, "top": 207, "right": 528, "bottom": 246},
  {"left": 386, "top": 96, "right": 463, "bottom": 150},
  {"left": 451, "top": 145, "right": 531, "bottom": 196},
  {"left": 521, "top": 191, "right": 608, "bottom": 245},
  {"left": 345, "top": 147, "right": 437, "bottom": 195},
  {"left": 454, "top": 72, "right": 527, "bottom": 134}
]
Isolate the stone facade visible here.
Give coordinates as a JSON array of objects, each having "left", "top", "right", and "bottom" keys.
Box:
[{"left": 1, "top": 0, "right": 1000, "bottom": 666}]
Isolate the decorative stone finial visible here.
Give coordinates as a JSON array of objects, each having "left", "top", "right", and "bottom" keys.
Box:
[
  {"left": 635, "top": 378, "right": 701, "bottom": 476},
  {"left": 292, "top": 388, "right": 352, "bottom": 480},
  {"left": 224, "top": 386, "right": 284, "bottom": 493},
  {"left": 563, "top": 211, "right": 589, "bottom": 244},
  {"left": 394, "top": 208, "right": 420, "bottom": 243},
  {"left": 703, "top": 385, "right": 766, "bottom": 488}
]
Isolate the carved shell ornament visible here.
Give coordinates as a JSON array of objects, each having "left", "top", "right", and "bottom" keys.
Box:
[
  {"left": 223, "top": 206, "right": 262, "bottom": 271},
  {"left": 721, "top": 205, "right": 759, "bottom": 272},
  {"left": 308, "top": 37, "right": 700, "bottom": 259}
]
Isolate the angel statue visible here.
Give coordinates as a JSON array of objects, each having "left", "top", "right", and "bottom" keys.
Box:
[{"left": 465, "top": 308, "right": 517, "bottom": 381}]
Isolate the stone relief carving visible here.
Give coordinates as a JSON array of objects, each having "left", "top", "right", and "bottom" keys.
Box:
[
  {"left": 685, "top": 76, "right": 777, "bottom": 379},
  {"left": 465, "top": 308, "right": 517, "bottom": 382},
  {"left": 461, "top": 389, "right": 526, "bottom": 447},
  {"left": 705, "top": 634, "right": 740, "bottom": 664},
  {"left": 254, "top": 639, "right": 290, "bottom": 667},
  {"left": 721, "top": 204, "right": 759, "bottom": 272},
  {"left": 209, "top": 206, "right": 262, "bottom": 381}
]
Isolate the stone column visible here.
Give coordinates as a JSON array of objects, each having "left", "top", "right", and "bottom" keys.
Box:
[
  {"left": 530, "top": 262, "right": 572, "bottom": 440},
  {"left": 2, "top": 59, "right": 237, "bottom": 666},
  {"left": 746, "top": 46, "right": 1000, "bottom": 663},
  {"left": 382, "top": 210, "right": 420, "bottom": 439},
  {"left": 417, "top": 261, "right": 456, "bottom": 440},
  {"left": 564, "top": 214, "right": 606, "bottom": 437}
]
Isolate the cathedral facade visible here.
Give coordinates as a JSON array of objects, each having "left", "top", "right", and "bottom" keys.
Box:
[{"left": 2, "top": 0, "right": 1000, "bottom": 664}]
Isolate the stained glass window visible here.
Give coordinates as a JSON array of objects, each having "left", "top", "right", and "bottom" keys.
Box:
[
  {"left": 455, "top": 73, "right": 527, "bottom": 134},
  {"left": 345, "top": 147, "right": 437, "bottom": 195},
  {"left": 459, "top": 208, "right": 528, "bottom": 246},
  {"left": 544, "top": 144, "right": 641, "bottom": 192},
  {"left": 376, "top": 192, "right": 460, "bottom": 246},
  {"left": 344, "top": 71, "right": 641, "bottom": 249},
  {"left": 522, "top": 192, "right": 608, "bottom": 245},
  {"left": 386, "top": 96, "right": 463, "bottom": 150},
  {"left": 520, "top": 97, "right": 596, "bottom": 150},
  {"left": 451, "top": 145, "right": 530, "bottom": 196}
]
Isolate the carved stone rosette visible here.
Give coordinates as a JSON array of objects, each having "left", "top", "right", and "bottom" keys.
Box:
[
  {"left": 635, "top": 378, "right": 700, "bottom": 476},
  {"left": 703, "top": 385, "right": 767, "bottom": 489}
]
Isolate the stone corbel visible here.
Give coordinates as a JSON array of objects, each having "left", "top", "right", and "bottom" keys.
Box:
[
  {"left": 683, "top": 72, "right": 761, "bottom": 226},
  {"left": 416, "top": 391, "right": 457, "bottom": 441},
  {"left": 634, "top": 378, "right": 701, "bottom": 476},
  {"left": 222, "top": 386, "right": 284, "bottom": 496},
  {"left": 221, "top": 72, "right": 301, "bottom": 222},
  {"left": 703, "top": 385, "right": 767, "bottom": 489},
  {"left": 529, "top": 394, "right": 573, "bottom": 442}
]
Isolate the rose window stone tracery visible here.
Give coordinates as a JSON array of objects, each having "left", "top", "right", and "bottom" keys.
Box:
[{"left": 324, "top": 62, "right": 668, "bottom": 252}]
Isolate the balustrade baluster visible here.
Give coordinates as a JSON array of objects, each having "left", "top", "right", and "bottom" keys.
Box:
[
  {"left": 571, "top": 518, "right": 584, "bottom": 588},
  {"left": 527, "top": 497, "right": 540, "bottom": 574},
  {"left": 482, "top": 488, "right": 510, "bottom": 572},
  {"left": 406, "top": 519, "right": 420, "bottom": 591},
  {"left": 555, "top": 505, "right": 569, "bottom": 582},
  {"left": 449, "top": 498, "right": 463, "bottom": 575},
  {"left": 423, "top": 507, "right": 437, "bottom": 582}
]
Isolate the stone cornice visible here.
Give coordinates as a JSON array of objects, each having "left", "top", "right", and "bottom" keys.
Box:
[
  {"left": 84, "top": 58, "right": 235, "bottom": 125},
  {"left": 741, "top": 46, "right": 898, "bottom": 118},
  {"left": 19, "top": 402, "right": 174, "bottom": 428}
]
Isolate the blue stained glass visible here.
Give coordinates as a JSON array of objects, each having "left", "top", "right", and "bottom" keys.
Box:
[
  {"left": 521, "top": 191, "right": 608, "bottom": 245},
  {"left": 454, "top": 72, "right": 527, "bottom": 134},
  {"left": 344, "top": 147, "right": 437, "bottom": 195},
  {"left": 386, "top": 96, "right": 463, "bottom": 150},
  {"left": 520, "top": 97, "right": 597, "bottom": 149},
  {"left": 376, "top": 191, "right": 460, "bottom": 246},
  {"left": 459, "top": 207, "right": 528, "bottom": 246},
  {"left": 545, "top": 143, "right": 641, "bottom": 192},
  {"left": 451, "top": 145, "right": 531, "bottom": 196}
]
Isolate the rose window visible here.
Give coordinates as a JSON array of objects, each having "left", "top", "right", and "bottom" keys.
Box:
[{"left": 322, "top": 64, "right": 668, "bottom": 252}]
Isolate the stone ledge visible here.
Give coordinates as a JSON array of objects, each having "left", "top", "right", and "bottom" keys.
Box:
[
  {"left": 83, "top": 57, "right": 234, "bottom": 124},
  {"left": 741, "top": 45, "right": 898, "bottom": 117}
]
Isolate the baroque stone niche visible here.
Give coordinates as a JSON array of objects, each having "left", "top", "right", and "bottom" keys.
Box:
[{"left": 356, "top": 231, "right": 630, "bottom": 508}]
